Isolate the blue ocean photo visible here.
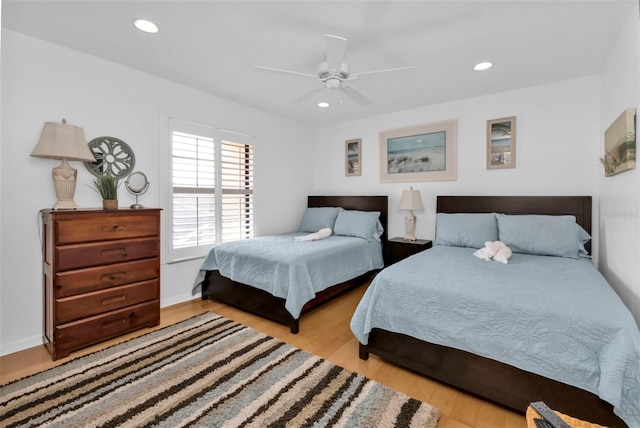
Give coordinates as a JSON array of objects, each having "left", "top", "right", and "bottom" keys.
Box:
[
  {"left": 387, "top": 131, "right": 445, "bottom": 173},
  {"left": 347, "top": 141, "right": 360, "bottom": 174}
]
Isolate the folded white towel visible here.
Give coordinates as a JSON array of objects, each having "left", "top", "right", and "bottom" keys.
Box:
[
  {"left": 492, "top": 242, "right": 512, "bottom": 264},
  {"left": 473, "top": 240, "right": 512, "bottom": 264},
  {"left": 473, "top": 241, "right": 499, "bottom": 260},
  {"left": 295, "top": 228, "right": 332, "bottom": 241}
]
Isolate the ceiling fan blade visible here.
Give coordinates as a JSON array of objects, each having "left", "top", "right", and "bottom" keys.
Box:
[
  {"left": 350, "top": 66, "right": 415, "bottom": 79},
  {"left": 340, "top": 85, "right": 373, "bottom": 106},
  {"left": 292, "top": 85, "right": 326, "bottom": 103},
  {"left": 254, "top": 65, "right": 317, "bottom": 80},
  {"left": 325, "top": 34, "right": 347, "bottom": 74}
]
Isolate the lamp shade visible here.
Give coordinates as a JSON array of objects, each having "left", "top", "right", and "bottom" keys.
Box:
[
  {"left": 31, "top": 120, "right": 95, "bottom": 162},
  {"left": 398, "top": 186, "right": 424, "bottom": 211}
]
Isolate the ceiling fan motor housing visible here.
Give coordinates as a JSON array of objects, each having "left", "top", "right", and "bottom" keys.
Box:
[{"left": 317, "top": 61, "right": 349, "bottom": 80}]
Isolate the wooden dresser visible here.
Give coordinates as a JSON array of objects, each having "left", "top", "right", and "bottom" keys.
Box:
[{"left": 41, "top": 208, "right": 161, "bottom": 360}]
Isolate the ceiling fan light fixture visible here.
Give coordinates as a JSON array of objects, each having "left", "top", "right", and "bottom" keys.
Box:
[
  {"left": 325, "top": 78, "right": 341, "bottom": 90},
  {"left": 133, "top": 19, "right": 159, "bottom": 34},
  {"left": 317, "top": 102, "right": 330, "bottom": 108},
  {"left": 473, "top": 61, "right": 493, "bottom": 71}
]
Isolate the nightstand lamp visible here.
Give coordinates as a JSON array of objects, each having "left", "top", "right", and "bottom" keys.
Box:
[
  {"left": 398, "top": 186, "right": 424, "bottom": 241},
  {"left": 31, "top": 119, "right": 96, "bottom": 210}
]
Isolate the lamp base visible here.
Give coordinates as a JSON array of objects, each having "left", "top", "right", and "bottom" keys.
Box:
[
  {"left": 404, "top": 211, "right": 417, "bottom": 241},
  {"left": 53, "top": 199, "right": 79, "bottom": 210},
  {"left": 52, "top": 159, "right": 79, "bottom": 210}
]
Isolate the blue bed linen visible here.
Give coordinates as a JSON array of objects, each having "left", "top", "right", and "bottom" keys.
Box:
[
  {"left": 193, "top": 233, "right": 383, "bottom": 319},
  {"left": 350, "top": 245, "right": 640, "bottom": 427}
]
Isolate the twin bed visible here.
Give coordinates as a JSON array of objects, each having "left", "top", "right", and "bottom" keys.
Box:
[
  {"left": 193, "top": 195, "right": 387, "bottom": 334},
  {"left": 194, "top": 195, "right": 639, "bottom": 428}
]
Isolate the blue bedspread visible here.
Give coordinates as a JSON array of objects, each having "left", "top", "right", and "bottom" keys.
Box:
[
  {"left": 350, "top": 245, "right": 640, "bottom": 427},
  {"left": 194, "top": 233, "right": 383, "bottom": 319}
]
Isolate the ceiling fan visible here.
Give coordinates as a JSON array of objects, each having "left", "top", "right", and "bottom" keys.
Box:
[{"left": 255, "top": 34, "right": 414, "bottom": 106}]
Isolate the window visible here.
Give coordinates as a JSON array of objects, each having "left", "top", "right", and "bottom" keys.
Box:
[{"left": 168, "top": 120, "right": 254, "bottom": 261}]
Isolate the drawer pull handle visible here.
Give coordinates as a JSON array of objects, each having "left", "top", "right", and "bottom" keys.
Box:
[
  {"left": 101, "top": 295, "right": 126, "bottom": 306},
  {"left": 102, "top": 248, "right": 127, "bottom": 258},
  {"left": 101, "top": 318, "right": 129, "bottom": 329},
  {"left": 103, "top": 271, "right": 127, "bottom": 281},
  {"left": 103, "top": 225, "right": 126, "bottom": 232}
]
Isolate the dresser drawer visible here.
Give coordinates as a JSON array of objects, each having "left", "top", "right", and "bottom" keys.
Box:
[
  {"left": 55, "top": 214, "right": 158, "bottom": 245},
  {"left": 55, "top": 258, "right": 159, "bottom": 297},
  {"left": 54, "top": 301, "right": 160, "bottom": 358},
  {"left": 56, "top": 237, "right": 159, "bottom": 271},
  {"left": 56, "top": 280, "right": 158, "bottom": 324}
]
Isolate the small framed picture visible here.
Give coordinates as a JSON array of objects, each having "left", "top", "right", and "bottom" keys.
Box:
[
  {"left": 602, "top": 108, "right": 635, "bottom": 177},
  {"left": 487, "top": 116, "right": 516, "bottom": 169},
  {"left": 345, "top": 138, "right": 361, "bottom": 176}
]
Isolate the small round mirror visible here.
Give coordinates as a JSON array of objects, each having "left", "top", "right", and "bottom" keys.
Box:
[{"left": 125, "top": 171, "right": 149, "bottom": 209}]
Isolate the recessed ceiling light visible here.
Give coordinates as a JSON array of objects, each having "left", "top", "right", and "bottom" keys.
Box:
[
  {"left": 318, "top": 102, "right": 330, "bottom": 108},
  {"left": 473, "top": 61, "right": 493, "bottom": 71},
  {"left": 133, "top": 19, "right": 159, "bottom": 34}
]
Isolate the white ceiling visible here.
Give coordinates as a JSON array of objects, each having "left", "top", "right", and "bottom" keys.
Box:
[{"left": 2, "top": 1, "right": 635, "bottom": 126}]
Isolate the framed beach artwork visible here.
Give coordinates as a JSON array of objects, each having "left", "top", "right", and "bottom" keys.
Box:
[
  {"left": 379, "top": 120, "right": 457, "bottom": 183},
  {"left": 487, "top": 116, "right": 516, "bottom": 169},
  {"left": 345, "top": 138, "right": 361, "bottom": 176},
  {"left": 601, "top": 108, "right": 636, "bottom": 177}
]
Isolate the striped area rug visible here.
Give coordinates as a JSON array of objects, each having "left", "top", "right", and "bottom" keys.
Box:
[{"left": 1, "top": 312, "right": 440, "bottom": 428}]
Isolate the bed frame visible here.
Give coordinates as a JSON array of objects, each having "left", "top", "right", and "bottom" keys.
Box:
[
  {"left": 359, "top": 196, "right": 627, "bottom": 427},
  {"left": 202, "top": 195, "right": 388, "bottom": 334}
]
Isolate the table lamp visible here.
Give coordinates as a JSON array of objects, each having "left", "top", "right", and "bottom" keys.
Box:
[
  {"left": 31, "top": 119, "right": 96, "bottom": 210},
  {"left": 398, "top": 186, "right": 424, "bottom": 241}
]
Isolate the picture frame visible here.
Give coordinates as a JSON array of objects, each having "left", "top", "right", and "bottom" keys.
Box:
[
  {"left": 487, "top": 116, "right": 516, "bottom": 169},
  {"left": 345, "top": 138, "right": 362, "bottom": 176},
  {"left": 379, "top": 119, "right": 457, "bottom": 183},
  {"left": 601, "top": 108, "right": 636, "bottom": 177}
]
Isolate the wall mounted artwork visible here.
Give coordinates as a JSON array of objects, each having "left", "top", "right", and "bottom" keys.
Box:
[
  {"left": 345, "top": 138, "right": 361, "bottom": 176},
  {"left": 601, "top": 108, "right": 636, "bottom": 177},
  {"left": 379, "top": 120, "right": 457, "bottom": 183},
  {"left": 487, "top": 116, "right": 516, "bottom": 170}
]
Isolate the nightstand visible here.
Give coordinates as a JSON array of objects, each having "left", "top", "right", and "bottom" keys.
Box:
[{"left": 386, "top": 237, "right": 433, "bottom": 266}]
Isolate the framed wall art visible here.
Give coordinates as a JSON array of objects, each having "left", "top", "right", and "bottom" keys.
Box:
[
  {"left": 379, "top": 119, "right": 457, "bottom": 183},
  {"left": 601, "top": 108, "right": 636, "bottom": 177},
  {"left": 487, "top": 116, "right": 516, "bottom": 169},
  {"left": 345, "top": 138, "right": 361, "bottom": 176}
]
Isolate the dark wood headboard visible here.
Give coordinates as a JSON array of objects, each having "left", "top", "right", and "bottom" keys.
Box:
[
  {"left": 307, "top": 195, "right": 388, "bottom": 245},
  {"left": 436, "top": 196, "right": 592, "bottom": 234}
]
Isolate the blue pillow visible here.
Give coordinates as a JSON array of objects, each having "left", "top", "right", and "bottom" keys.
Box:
[
  {"left": 298, "top": 207, "right": 341, "bottom": 232},
  {"left": 435, "top": 213, "right": 498, "bottom": 249},
  {"left": 496, "top": 214, "right": 580, "bottom": 258},
  {"left": 333, "top": 210, "right": 382, "bottom": 241}
]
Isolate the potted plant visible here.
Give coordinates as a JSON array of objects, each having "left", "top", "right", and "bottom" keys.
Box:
[{"left": 92, "top": 175, "right": 119, "bottom": 209}]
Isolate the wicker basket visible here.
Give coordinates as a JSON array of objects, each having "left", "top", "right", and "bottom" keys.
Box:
[{"left": 526, "top": 406, "right": 608, "bottom": 428}]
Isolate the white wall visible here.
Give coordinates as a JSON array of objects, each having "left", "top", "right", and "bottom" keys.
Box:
[
  {"left": 598, "top": 7, "right": 640, "bottom": 326},
  {"left": 311, "top": 77, "right": 601, "bottom": 245},
  {"left": 0, "top": 30, "right": 313, "bottom": 355}
]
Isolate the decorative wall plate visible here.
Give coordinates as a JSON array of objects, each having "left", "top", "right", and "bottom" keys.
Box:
[{"left": 85, "top": 136, "right": 135, "bottom": 178}]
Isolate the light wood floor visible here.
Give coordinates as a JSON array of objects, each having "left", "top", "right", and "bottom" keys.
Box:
[{"left": 0, "top": 282, "right": 527, "bottom": 428}]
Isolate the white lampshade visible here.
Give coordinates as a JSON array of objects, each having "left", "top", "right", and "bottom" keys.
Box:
[
  {"left": 398, "top": 187, "right": 424, "bottom": 211},
  {"left": 31, "top": 120, "right": 95, "bottom": 162},
  {"left": 31, "top": 119, "right": 96, "bottom": 210}
]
